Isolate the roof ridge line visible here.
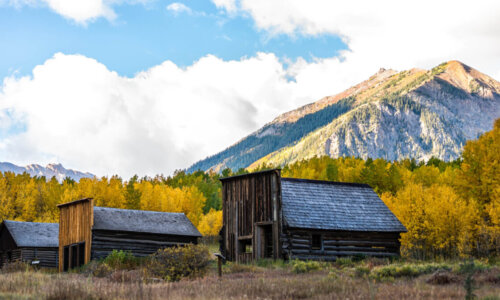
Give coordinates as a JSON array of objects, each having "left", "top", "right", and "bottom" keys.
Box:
[{"left": 281, "top": 177, "right": 371, "bottom": 188}]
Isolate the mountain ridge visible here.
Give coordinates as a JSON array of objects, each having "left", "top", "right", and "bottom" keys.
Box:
[
  {"left": 0, "top": 162, "right": 94, "bottom": 182},
  {"left": 189, "top": 60, "right": 500, "bottom": 172}
]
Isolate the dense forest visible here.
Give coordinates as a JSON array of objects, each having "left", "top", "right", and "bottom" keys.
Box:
[{"left": 0, "top": 119, "right": 498, "bottom": 259}]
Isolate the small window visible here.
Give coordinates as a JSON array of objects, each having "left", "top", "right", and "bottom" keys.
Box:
[{"left": 311, "top": 234, "right": 322, "bottom": 250}]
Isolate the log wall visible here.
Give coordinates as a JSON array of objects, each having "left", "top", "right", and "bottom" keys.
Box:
[
  {"left": 20, "top": 247, "right": 59, "bottom": 268},
  {"left": 91, "top": 230, "right": 198, "bottom": 260},
  {"left": 221, "top": 170, "right": 282, "bottom": 262},
  {"left": 58, "top": 198, "right": 94, "bottom": 272},
  {"left": 282, "top": 229, "right": 401, "bottom": 261}
]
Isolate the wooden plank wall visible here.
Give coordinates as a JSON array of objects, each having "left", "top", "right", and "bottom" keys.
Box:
[
  {"left": 221, "top": 170, "right": 282, "bottom": 262},
  {"left": 282, "top": 229, "right": 401, "bottom": 261},
  {"left": 58, "top": 199, "right": 94, "bottom": 272}
]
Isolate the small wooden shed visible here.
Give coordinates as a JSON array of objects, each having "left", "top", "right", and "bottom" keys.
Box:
[
  {"left": 220, "top": 169, "right": 406, "bottom": 263},
  {"left": 0, "top": 220, "right": 59, "bottom": 268},
  {"left": 57, "top": 198, "right": 201, "bottom": 272}
]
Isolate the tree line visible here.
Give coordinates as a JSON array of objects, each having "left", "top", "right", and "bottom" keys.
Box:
[{"left": 0, "top": 119, "right": 498, "bottom": 259}]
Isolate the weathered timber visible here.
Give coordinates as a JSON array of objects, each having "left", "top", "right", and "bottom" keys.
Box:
[
  {"left": 0, "top": 220, "right": 59, "bottom": 268},
  {"left": 58, "top": 198, "right": 201, "bottom": 272},
  {"left": 220, "top": 170, "right": 406, "bottom": 262}
]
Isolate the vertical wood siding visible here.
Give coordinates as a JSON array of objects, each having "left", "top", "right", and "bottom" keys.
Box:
[
  {"left": 221, "top": 170, "right": 282, "bottom": 262},
  {"left": 58, "top": 199, "right": 94, "bottom": 272}
]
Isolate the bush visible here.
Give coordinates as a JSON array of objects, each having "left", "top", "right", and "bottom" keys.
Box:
[
  {"left": 370, "top": 263, "right": 452, "bottom": 280},
  {"left": 103, "top": 250, "right": 140, "bottom": 270},
  {"left": 146, "top": 244, "right": 210, "bottom": 281},
  {"left": 291, "top": 260, "right": 323, "bottom": 274},
  {"left": 354, "top": 266, "right": 371, "bottom": 277},
  {"left": 335, "top": 257, "right": 354, "bottom": 268}
]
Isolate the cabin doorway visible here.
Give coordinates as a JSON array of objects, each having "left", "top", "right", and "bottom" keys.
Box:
[{"left": 256, "top": 225, "right": 273, "bottom": 259}]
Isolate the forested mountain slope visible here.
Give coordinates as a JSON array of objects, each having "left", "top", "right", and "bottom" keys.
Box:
[{"left": 189, "top": 61, "right": 500, "bottom": 172}]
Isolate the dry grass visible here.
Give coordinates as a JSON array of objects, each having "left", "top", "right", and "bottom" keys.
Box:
[{"left": 0, "top": 263, "right": 499, "bottom": 300}]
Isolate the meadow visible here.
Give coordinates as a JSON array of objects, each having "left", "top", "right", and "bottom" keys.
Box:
[{"left": 1, "top": 249, "right": 499, "bottom": 300}]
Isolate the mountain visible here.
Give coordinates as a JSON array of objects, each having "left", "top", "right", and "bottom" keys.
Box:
[
  {"left": 189, "top": 61, "right": 500, "bottom": 172},
  {"left": 0, "top": 162, "right": 94, "bottom": 182}
]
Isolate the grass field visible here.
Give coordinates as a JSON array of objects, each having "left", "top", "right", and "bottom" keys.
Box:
[{"left": 0, "top": 257, "right": 499, "bottom": 300}]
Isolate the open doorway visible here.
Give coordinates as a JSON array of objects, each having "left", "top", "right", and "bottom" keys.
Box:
[{"left": 256, "top": 225, "right": 273, "bottom": 259}]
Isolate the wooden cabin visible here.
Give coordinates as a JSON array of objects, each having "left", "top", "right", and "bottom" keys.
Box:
[
  {"left": 57, "top": 198, "right": 202, "bottom": 272},
  {"left": 0, "top": 220, "right": 59, "bottom": 268},
  {"left": 220, "top": 169, "right": 407, "bottom": 263}
]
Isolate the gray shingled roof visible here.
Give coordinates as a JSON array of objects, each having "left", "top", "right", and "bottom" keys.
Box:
[
  {"left": 93, "top": 207, "right": 202, "bottom": 237},
  {"left": 1, "top": 220, "right": 59, "bottom": 247},
  {"left": 281, "top": 178, "right": 406, "bottom": 232}
]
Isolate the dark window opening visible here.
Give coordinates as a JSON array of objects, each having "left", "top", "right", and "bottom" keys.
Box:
[
  {"left": 311, "top": 234, "right": 322, "bottom": 250},
  {"left": 63, "top": 246, "right": 69, "bottom": 272},
  {"left": 239, "top": 239, "right": 252, "bottom": 254}
]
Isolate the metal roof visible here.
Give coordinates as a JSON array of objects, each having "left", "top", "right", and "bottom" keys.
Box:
[
  {"left": 1, "top": 220, "right": 59, "bottom": 248},
  {"left": 92, "top": 207, "right": 202, "bottom": 237},
  {"left": 280, "top": 178, "right": 407, "bottom": 232}
]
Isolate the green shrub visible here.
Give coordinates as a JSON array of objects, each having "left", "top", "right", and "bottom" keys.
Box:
[
  {"left": 103, "top": 250, "right": 140, "bottom": 270},
  {"left": 255, "top": 259, "right": 287, "bottom": 269},
  {"left": 354, "top": 266, "right": 371, "bottom": 277},
  {"left": 147, "top": 244, "right": 210, "bottom": 282},
  {"left": 335, "top": 257, "right": 354, "bottom": 268},
  {"left": 370, "top": 263, "right": 452, "bottom": 281},
  {"left": 291, "top": 260, "right": 323, "bottom": 274}
]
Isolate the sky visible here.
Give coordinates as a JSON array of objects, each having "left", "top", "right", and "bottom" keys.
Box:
[{"left": 0, "top": 0, "right": 499, "bottom": 178}]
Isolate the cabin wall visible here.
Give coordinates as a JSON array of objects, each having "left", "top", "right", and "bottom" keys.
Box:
[
  {"left": 19, "top": 248, "right": 59, "bottom": 268},
  {"left": 0, "top": 249, "right": 22, "bottom": 267},
  {"left": 91, "top": 230, "right": 198, "bottom": 260},
  {"left": 282, "top": 229, "right": 401, "bottom": 261},
  {"left": 221, "top": 170, "right": 282, "bottom": 262},
  {"left": 58, "top": 199, "right": 94, "bottom": 272}
]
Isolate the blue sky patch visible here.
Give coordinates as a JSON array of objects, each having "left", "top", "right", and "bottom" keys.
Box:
[{"left": 0, "top": 0, "right": 347, "bottom": 79}]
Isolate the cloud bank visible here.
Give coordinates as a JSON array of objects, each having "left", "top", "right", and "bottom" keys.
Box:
[
  {"left": 1, "top": 0, "right": 499, "bottom": 178},
  {"left": 0, "top": 53, "right": 350, "bottom": 177}
]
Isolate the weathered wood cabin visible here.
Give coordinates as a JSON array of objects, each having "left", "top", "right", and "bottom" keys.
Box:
[
  {"left": 58, "top": 198, "right": 202, "bottom": 272},
  {"left": 0, "top": 220, "right": 59, "bottom": 268},
  {"left": 220, "top": 169, "right": 406, "bottom": 262}
]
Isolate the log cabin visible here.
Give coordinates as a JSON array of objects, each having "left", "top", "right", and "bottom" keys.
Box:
[
  {"left": 0, "top": 220, "right": 59, "bottom": 268},
  {"left": 57, "top": 198, "right": 202, "bottom": 272},
  {"left": 220, "top": 169, "right": 406, "bottom": 263}
]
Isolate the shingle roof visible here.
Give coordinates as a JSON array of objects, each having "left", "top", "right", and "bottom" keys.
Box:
[
  {"left": 92, "top": 207, "right": 202, "bottom": 237},
  {"left": 1, "top": 220, "right": 59, "bottom": 248},
  {"left": 280, "top": 178, "right": 406, "bottom": 232}
]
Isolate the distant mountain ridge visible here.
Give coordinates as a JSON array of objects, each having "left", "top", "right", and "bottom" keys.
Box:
[
  {"left": 0, "top": 162, "right": 94, "bottom": 182},
  {"left": 189, "top": 60, "right": 500, "bottom": 172}
]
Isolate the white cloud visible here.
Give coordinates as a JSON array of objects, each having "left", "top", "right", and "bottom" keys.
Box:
[
  {"left": 211, "top": 0, "right": 236, "bottom": 13},
  {"left": 0, "top": 53, "right": 350, "bottom": 178},
  {"left": 166, "top": 2, "right": 191, "bottom": 15},
  {"left": 214, "top": 0, "right": 500, "bottom": 81},
  {"left": 2, "top": 0, "right": 150, "bottom": 24}
]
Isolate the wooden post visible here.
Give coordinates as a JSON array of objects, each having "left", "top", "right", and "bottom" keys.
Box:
[{"left": 215, "top": 253, "right": 225, "bottom": 278}]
